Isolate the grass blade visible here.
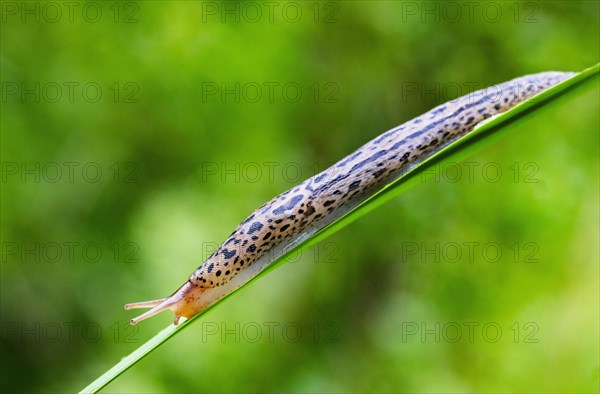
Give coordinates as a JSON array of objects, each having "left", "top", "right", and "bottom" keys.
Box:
[{"left": 80, "top": 63, "right": 599, "bottom": 393}]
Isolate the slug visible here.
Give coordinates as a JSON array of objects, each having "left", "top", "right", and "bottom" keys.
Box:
[{"left": 125, "top": 71, "right": 574, "bottom": 325}]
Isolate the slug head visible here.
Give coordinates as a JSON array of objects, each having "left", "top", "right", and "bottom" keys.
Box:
[{"left": 124, "top": 281, "right": 207, "bottom": 325}]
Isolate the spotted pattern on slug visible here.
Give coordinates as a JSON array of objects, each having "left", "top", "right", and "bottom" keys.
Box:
[
  {"left": 125, "top": 71, "right": 574, "bottom": 324},
  {"left": 189, "top": 72, "right": 571, "bottom": 288}
]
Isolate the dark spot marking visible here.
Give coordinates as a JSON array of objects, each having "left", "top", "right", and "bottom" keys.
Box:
[
  {"left": 348, "top": 180, "right": 361, "bottom": 191},
  {"left": 314, "top": 173, "right": 328, "bottom": 183},
  {"left": 350, "top": 150, "right": 388, "bottom": 172},
  {"left": 248, "top": 221, "right": 264, "bottom": 234},
  {"left": 337, "top": 150, "right": 363, "bottom": 167},
  {"left": 432, "top": 106, "right": 446, "bottom": 115},
  {"left": 246, "top": 244, "right": 257, "bottom": 253},
  {"left": 373, "top": 168, "right": 387, "bottom": 178},
  {"left": 391, "top": 140, "right": 406, "bottom": 151},
  {"left": 303, "top": 205, "right": 316, "bottom": 217},
  {"left": 272, "top": 194, "right": 304, "bottom": 215},
  {"left": 222, "top": 249, "right": 236, "bottom": 259}
]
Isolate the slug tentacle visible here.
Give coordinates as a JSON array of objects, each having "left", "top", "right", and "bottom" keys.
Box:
[
  {"left": 125, "top": 299, "right": 172, "bottom": 326},
  {"left": 124, "top": 298, "right": 167, "bottom": 310},
  {"left": 126, "top": 71, "right": 575, "bottom": 325}
]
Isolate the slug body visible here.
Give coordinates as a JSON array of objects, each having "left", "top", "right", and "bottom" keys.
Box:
[{"left": 126, "top": 71, "right": 574, "bottom": 325}]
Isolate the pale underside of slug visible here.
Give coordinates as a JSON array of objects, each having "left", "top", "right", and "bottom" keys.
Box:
[{"left": 125, "top": 71, "right": 574, "bottom": 325}]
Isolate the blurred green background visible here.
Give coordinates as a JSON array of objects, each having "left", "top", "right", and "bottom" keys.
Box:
[{"left": 1, "top": 1, "right": 598, "bottom": 392}]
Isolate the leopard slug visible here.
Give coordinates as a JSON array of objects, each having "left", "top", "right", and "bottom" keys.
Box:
[{"left": 125, "top": 71, "right": 574, "bottom": 325}]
